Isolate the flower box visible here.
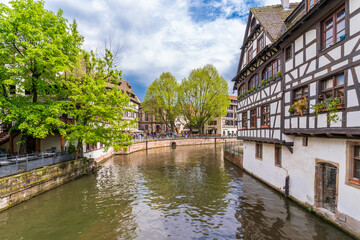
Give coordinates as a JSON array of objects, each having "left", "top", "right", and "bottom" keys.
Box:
[
  {"left": 261, "top": 125, "right": 270, "bottom": 128},
  {"left": 349, "top": 178, "right": 360, "bottom": 185},
  {"left": 242, "top": 127, "right": 247, "bottom": 130}
]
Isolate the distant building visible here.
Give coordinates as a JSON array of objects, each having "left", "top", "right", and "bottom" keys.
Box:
[
  {"left": 204, "top": 96, "right": 238, "bottom": 136},
  {"left": 106, "top": 79, "right": 140, "bottom": 132},
  {"left": 138, "top": 104, "right": 167, "bottom": 134}
]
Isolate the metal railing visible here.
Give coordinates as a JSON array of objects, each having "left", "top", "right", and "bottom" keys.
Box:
[
  {"left": 224, "top": 141, "right": 243, "bottom": 157},
  {"left": 0, "top": 151, "right": 76, "bottom": 178},
  {"left": 131, "top": 134, "right": 237, "bottom": 142}
]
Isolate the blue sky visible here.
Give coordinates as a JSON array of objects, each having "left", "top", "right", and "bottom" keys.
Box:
[{"left": 1, "top": 0, "right": 296, "bottom": 101}]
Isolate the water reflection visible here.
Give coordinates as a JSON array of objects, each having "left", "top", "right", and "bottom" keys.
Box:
[{"left": 0, "top": 145, "right": 354, "bottom": 240}]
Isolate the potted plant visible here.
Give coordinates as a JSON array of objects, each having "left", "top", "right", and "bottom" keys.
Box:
[
  {"left": 269, "top": 76, "right": 274, "bottom": 81},
  {"left": 292, "top": 97, "right": 307, "bottom": 116},
  {"left": 311, "top": 97, "right": 343, "bottom": 123},
  {"left": 276, "top": 71, "right": 281, "bottom": 78},
  {"left": 288, "top": 106, "right": 295, "bottom": 114}
]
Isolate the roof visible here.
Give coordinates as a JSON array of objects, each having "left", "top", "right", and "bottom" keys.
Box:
[
  {"left": 229, "top": 95, "right": 237, "bottom": 105},
  {"left": 251, "top": 2, "right": 300, "bottom": 41},
  {"left": 106, "top": 79, "right": 141, "bottom": 104}
]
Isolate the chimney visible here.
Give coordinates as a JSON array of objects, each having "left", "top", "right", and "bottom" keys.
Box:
[{"left": 281, "top": 0, "right": 290, "bottom": 10}]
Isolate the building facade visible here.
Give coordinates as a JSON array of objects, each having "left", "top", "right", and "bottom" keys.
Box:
[
  {"left": 232, "top": 0, "right": 360, "bottom": 236},
  {"left": 204, "top": 96, "right": 238, "bottom": 136},
  {"left": 106, "top": 79, "right": 141, "bottom": 132}
]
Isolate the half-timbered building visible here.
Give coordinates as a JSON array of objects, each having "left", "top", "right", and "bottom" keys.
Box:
[{"left": 232, "top": 0, "right": 360, "bottom": 236}]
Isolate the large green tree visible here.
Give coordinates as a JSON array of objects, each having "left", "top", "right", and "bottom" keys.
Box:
[
  {"left": 0, "top": 0, "right": 83, "bottom": 147},
  {"left": 143, "top": 72, "right": 180, "bottom": 132},
  {"left": 63, "top": 50, "right": 134, "bottom": 157},
  {"left": 179, "top": 64, "right": 230, "bottom": 134}
]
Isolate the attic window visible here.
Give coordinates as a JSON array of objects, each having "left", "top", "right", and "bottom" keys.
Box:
[
  {"left": 285, "top": 45, "right": 292, "bottom": 61},
  {"left": 308, "top": 0, "right": 318, "bottom": 10}
]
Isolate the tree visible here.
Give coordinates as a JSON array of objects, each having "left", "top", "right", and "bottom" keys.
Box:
[
  {"left": 143, "top": 72, "right": 180, "bottom": 132},
  {"left": 178, "top": 64, "right": 230, "bottom": 134},
  {"left": 63, "top": 50, "right": 134, "bottom": 157},
  {"left": 0, "top": 0, "right": 83, "bottom": 149}
]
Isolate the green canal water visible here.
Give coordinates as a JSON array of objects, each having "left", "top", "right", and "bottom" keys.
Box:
[{"left": 0, "top": 145, "right": 354, "bottom": 240}]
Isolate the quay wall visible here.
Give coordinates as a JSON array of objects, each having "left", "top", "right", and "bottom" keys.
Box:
[
  {"left": 0, "top": 158, "right": 96, "bottom": 212},
  {"left": 84, "top": 137, "right": 238, "bottom": 162}
]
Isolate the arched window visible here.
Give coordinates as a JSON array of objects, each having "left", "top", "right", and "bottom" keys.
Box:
[
  {"left": 263, "top": 59, "right": 281, "bottom": 80},
  {"left": 238, "top": 84, "right": 246, "bottom": 95},
  {"left": 249, "top": 74, "right": 260, "bottom": 89}
]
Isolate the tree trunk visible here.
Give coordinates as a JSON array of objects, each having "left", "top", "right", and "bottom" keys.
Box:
[
  {"left": 75, "top": 139, "right": 83, "bottom": 159},
  {"left": 18, "top": 135, "right": 27, "bottom": 155}
]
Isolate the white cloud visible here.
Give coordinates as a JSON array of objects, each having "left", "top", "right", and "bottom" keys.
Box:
[{"left": 0, "top": 0, "right": 297, "bottom": 98}]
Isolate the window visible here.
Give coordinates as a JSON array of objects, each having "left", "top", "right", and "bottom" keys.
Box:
[
  {"left": 145, "top": 125, "right": 148, "bottom": 130},
  {"left": 9, "top": 85, "right": 16, "bottom": 95},
  {"left": 263, "top": 59, "right": 281, "bottom": 80},
  {"left": 353, "top": 146, "right": 360, "bottom": 180},
  {"left": 209, "top": 121, "right": 217, "bottom": 125},
  {"left": 257, "top": 35, "right": 264, "bottom": 53},
  {"left": 261, "top": 105, "right": 270, "bottom": 127},
  {"left": 145, "top": 113, "right": 149, "bottom": 121},
  {"left": 321, "top": 74, "right": 344, "bottom": 102},
  {"left": 226, "top": 112, "right": 234, "bottom": 118},
  {"left": 303, "top": 137, "right": 308, "bottom": 146},
  {"left": 256, "top": 143, "right": 262, "bottom": 159},
  {"left": 242, "top": 112, "right": 248, "bottom": 129},
  {"left": 285, "top": 45, "right": 292, "bottom": 61},
  {"left": 238, "top": 84, "right": 246, "bottom": 95},
  {"left": 248, "top": 46, "right": 253, "bottom": 62},
  {"left": 250, "top": 109, "right": 257, "bottom": 128},
  {"left": 275, "top": 146, "right": 282, "bottom": 167},
  {"left": 323, "top": 5, "right": 345, "bottom": 49},
  {"left": 249, "top": 74, "right": 260, "bottom": 90},
  {"left": 294, "top": 86, "right": 309, "bottom": 101},
  {"left": 308, "top": 0, "right": 318, "bottom": 10},
  {"left": 86, "top": 143, "right": 97, "bottom": 152},
  {"left": 228, "top": 105, "right": 234, "bottom": 110}
]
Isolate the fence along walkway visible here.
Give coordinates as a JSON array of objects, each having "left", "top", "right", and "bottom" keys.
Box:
[{"left": 0, "top": 152, "right": 75, "bottom": 178}]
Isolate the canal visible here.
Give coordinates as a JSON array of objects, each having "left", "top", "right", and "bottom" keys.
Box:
[{"left": 0, "top": 145, "right": 353, "bottom": 239}]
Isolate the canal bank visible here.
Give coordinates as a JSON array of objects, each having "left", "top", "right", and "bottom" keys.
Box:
[
  {"left": 224, "top": 146, "right": 360, "bottom": 240},
  {"left": 0, "top": 158, "right": 96, "bottom": 212}
]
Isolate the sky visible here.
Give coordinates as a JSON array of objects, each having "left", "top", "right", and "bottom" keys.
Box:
[{"left": 1, "top": 0, "right": 298, "bottom": 101}]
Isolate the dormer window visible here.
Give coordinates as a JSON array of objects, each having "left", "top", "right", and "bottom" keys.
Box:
[{"left": 308, "top": 0, "right": 318, "bottom": 10}]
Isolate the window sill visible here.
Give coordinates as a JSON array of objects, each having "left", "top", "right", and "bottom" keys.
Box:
[
  {"left": 349, "top": 178, "right": 360, "bottom": 185},
  {"left": 320, "top": 38, "right": 346, "bottom": 55},
  {"left": 261, "top": 125, "right": 270, "bottom": 128},
  {"left": 242, "top": 127, "right": 247, "bottom": 130},
  {"left": 250, "top": 127, "right": 257, "bottom": 129}
]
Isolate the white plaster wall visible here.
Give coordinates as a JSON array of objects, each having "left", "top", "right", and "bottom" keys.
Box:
[
  {"left": 349, "top": 0, "right": 360, "bottom": 14},
  {"left": 84, "top": 147, "right": 113, "bottom": 159},
  {"left": 350, "top": 12, "right": 360, "bottom": 36},
  {"left": 294, "top": 35, "right": 304, "bottom": 52},
  {"left": 243, "top": 141, "right": 288, "bottom": 191},
  {"left": 305, "top": 29, "right": 316, "bottom": 45},
  {"left": 306, "top": 43, "right": 316, "bottom": 61},
  {"left": 295, "top": 51, "right": 304, "bottom": 67},
  {"left": 242, "top": 137, "right": 360, "bottom": 222},
  {"left": 285, "top": 59, "right": 293, "bottom": 73}
]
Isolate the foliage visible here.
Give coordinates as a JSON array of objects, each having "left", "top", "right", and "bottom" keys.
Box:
[
  {"left": 269, "top": 76, "right": 274, "bottom": 81},
  {"left": 63, "top": 50, "right": 134, "bottom": 156},
  {"left": 0, "top": 0, "right": 83, "bottom": 145},
  {"left": 288, "top": 105, "right": 295, "bottom": 114},
  {"left": 276, "top": 71, "right": 281, "bottom": 78},
  {"left": 291, "top": 97, "right": 307, "bottom": 116},
  {"left": 178, "top": 64, "right": 230, "bottom": 134},
  {"left": 143, "top": 72, "right": 180, "bottom": 132},
  {"left": 311, "top": 97, "right": 342, "bottom": 123}
]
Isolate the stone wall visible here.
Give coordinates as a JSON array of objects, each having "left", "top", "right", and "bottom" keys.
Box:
[
  {"left": 224, "top": 151, "right": 243, "bottom": 169},
  {"left": 0, "top": 158, "right": 96, "bottom": 212},
  {"left": 115, "top": 137, "right": 238, "bottom": 155}
]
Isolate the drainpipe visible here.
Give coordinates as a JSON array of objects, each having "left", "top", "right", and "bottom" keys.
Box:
[{"left": 281, "top": 165, "right": 290, "bottom": 198}]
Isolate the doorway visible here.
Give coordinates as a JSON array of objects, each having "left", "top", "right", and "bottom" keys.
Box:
[{"left": 315, "top": 162, "right": 338, "bottom": 213}]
